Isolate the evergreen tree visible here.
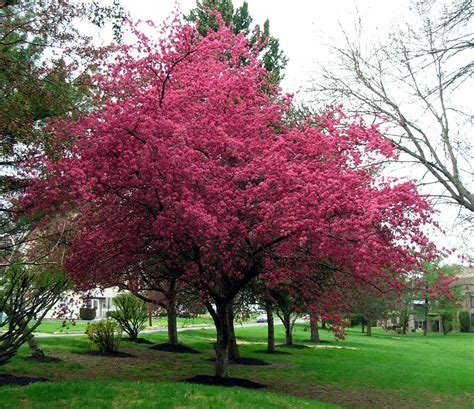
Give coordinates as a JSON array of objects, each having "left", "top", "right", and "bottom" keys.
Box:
[{"left": 185, "top": 0, "right": 287, "bottom": 83}]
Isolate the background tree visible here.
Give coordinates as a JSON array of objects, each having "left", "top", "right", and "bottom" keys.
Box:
[
  {"left": 185, "top": 0, "right": 287, "bottom": 83},
  {"left": 109, "top": 292, "right": 148, "bottom": 341},
  {"left": 315, "top": 0, "right": 474, "bottom": 237},
  {"left": 0, "top": 0, "right": 123, "bottom": 365}
]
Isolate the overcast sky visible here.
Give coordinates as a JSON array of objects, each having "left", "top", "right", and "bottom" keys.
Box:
[{"left": 117, "top": 0, "right": 411, "bottom": 98}]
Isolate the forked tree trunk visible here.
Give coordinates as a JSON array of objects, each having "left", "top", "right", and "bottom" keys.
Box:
[
  {"left": 228, "top": 305, "right": 240, "bottom": 361},
  {"left": 366, "top": 318, "right": 372, "bottom": 336},
  {"left": 266, "top": 303, "right": 275, "bottom": 353},
  {"left": 310, "top": 313, "right": 320, "bottom": 342},
  {"left": 214, "top": 299, "right": 231, "bottom": 378}
]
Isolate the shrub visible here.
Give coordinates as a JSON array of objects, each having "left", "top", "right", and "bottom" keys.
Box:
[
  {"left": 459, "top": 311, "right": 470, "bottom": 332},
  {"left": 109, "top": 293, "right": 147, "bottom": 340},
  {"left": 85, "top": 320, "right": 121, "bottom": 353},
  {"left": 79, "top": 307, "right": 96, "bottom": 320}
]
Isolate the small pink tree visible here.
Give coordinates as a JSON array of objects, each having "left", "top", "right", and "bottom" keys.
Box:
[{"left": 23, "top": 18, "right": 436, "bottom": 378}]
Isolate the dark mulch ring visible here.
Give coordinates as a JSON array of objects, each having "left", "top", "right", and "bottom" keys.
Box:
[
  {"left": 205, "top": 357, "right": 271, "bottom": 366},
  {"left": 184, "top": 375, "right": 266, "bottom": 389},
  {"left": 303, "top": 339, "right": 332, "bottom": 344},
  {"left": 277, "top": 343, "right": 310, "bottom": 349},
  {"left": 150, "top": 343, "right": 201, "bottom": 354},
  {"left": 0, "top": 373, "right": 49, "bottom": 387},
  {"left": 255, "top": 349, "right": 292, "bottom": 355},
  {"left": 76, "top": 350, "right": 136, "bottom": 358},
  {"left": 23, "top": 355, "right": 64, "bottom": 363},
  {"left": 124, "top": 337, "right": 154, "bottom": 344}
]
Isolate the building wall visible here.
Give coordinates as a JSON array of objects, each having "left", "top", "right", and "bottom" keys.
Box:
[
  {"left": 44, "top": 287, "right": 119, "bottom": 320},
  {"left": 455, "top": 269, "right": 474, "bottom": 332}
]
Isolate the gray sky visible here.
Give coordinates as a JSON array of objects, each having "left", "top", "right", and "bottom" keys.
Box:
[{"left": 117, "top": 0, "right": 410, "bottom": 97}]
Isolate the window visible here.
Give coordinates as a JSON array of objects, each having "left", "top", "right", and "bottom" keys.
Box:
[
  {"left": 471, "top": 296, "right": 474, "bottom": 308},
  {"left": 415, "top": 320, "right": 425, "bottom": 330},
  {"left": 471, "top": 314, "right": 474, "bottom": 326}
]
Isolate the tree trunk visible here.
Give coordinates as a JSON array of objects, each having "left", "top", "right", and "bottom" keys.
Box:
[
  {"left": 366, "top": 318, "right": 372, "bottom": 336},
  {"left": 228, "top": 305, "right": 240, "bottom": 361},
  {"left": 441, "top": 316, "right": 448, "bottom": 336},
  {"left": 266, "top": 303, "right": 275, "bottom": 353},
  {"left": 214, "top": 299, "right": 231, "bottom": 378},
  {"left": 22, "top": 326, "right": 44, "bottom": 358},
  {"left": 166, "top": 279, "right": 178, "bottom": 345},
  {"left": 423, "top": 296, "right": 429, "bottom": 337},
  {"left": 283, "top": 313, "right": 293, "bottom": 345},
  {"left": 401, "top": 310, "right": 408, "bottom": 335},
  {"left": 310, "top": 313, "right": 320, "bottom": 342},
  {"left": 321, "top": 320, "right": 327, "bottom": 329},
  {"left": 166, "top": 303, "right": 178, "bottom": 345},
  {"left": 361, "top": 318, "right": 365, "bottom": 333},
  {"left": 148, "top": 307, "right": 153, "bottom": 327}
]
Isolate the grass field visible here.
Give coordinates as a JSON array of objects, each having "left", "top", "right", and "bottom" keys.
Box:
[
  {"left": 33, "top": 315, "right": 217, "bottom": 334},
  {"left": 1, "top": 324, "right": 473, "bottom": 408}
]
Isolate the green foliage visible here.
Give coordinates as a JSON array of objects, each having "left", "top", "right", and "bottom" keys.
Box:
[
  {"left": 459, "top": 311, "right": 470, "bottom": 332},
  {"left": 185, "top": 0, "right": 287, "bottom": 83},
  {"left": 85, "top": 320, "right": 121, "bottom": 353},
  {"left": 79, "top": 307, "right": 96, "bottom": 321},
  {"left": 109, "top": 292, "right": 148, "bottom": 340}
]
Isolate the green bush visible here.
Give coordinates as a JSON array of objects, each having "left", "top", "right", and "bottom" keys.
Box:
[
  {"left": 85, "top": 320, "right": 121, "bottom": 353},
  {"left": 459, "top": 311, "right": 470, "bottom": 332},
  {"left": 109, "top": 293, "right": 147, "bottom": 340},
  {"left": 79, "top": 307, "right": 96, "bottom": 320}
]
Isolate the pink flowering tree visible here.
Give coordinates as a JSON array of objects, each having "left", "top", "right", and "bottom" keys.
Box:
[{"left": 22, "top": 17, "right": 437, "bottom": 378}]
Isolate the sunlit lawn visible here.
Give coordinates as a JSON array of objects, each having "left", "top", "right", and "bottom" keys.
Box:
[
  {"left": 1, "top": 323, "right": 473, "bottom": 408},
  {"left": 33, "top": 314, "right": 219, "bottom": 334}
]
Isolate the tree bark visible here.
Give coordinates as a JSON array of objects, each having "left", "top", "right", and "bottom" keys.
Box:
[
  {"left": 266, "top": 303, "right": 275, "bottom": 353},
  {"left": 214, "top": 299, "right": 231, "bottom": 378},
  {"left": 26, "top": 332, "right": 45, "bottom": 358},
  {"left": 423, "top": 296, "right": 429, "bottom": 337},
  {"left": 283, "top": 313, "right": 293, "bottom": 345},
  {"left": 366, "top": 318, "right": 372, "bottom": 336},
  {"left": 310, "top": 313, "right": 320, "bottom": 342},
  {"left": 228, "top": 305, "right": 240, "bottom": 361},
  {"left": 166, "top": 279, "right": 178, "bottom": 345},
  {"left": 321, "top": 320, "right": 327, "bottom": 330},
  {"left": 361, "top": 319, "right": 365, "bottom": 333},
  {"left": 401, "top": 310, "right": 408, "bottom": 335}
]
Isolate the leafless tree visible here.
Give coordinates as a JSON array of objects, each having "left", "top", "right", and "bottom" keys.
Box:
[{"left": 315, "top": 0, "right": 473, "bottom": 225}]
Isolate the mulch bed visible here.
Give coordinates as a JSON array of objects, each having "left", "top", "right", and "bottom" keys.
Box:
[
  {"left": 304, "top": 339, "right": 331, "bottom": 344},
  {"left": 23, "top": 355, "right": 64, "bottom": 363},
  {"left": 255, "top": 349, "right": 292, "bottom": 355},
  {"left": 0, "top": 373, "right": 49, "bottom": 387},
  {"left": 205, "top": 357, "right": 271, "bottom": 366},
  {"left": 150, "top": 343, "right": 201, "bottom": 354},
  {"left": 124, "top": 338, "right": 154, "bottom": 344},
  {"left": 184, "top": 374, "right": 266, "bottom": 389},
  {"left": 76, "top": 350, "right": 135, "bottom": 358},
  {"left": 277, "top": 343, "right": 310, "bottom": 349}
]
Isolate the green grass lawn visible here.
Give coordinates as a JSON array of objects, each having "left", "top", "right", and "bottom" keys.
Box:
[
  {"left": 1, "top": 324, "right": 473, "bottom": 408},
  {"left": 32, "top": 315, "right": 217, "bottom": 334}
]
